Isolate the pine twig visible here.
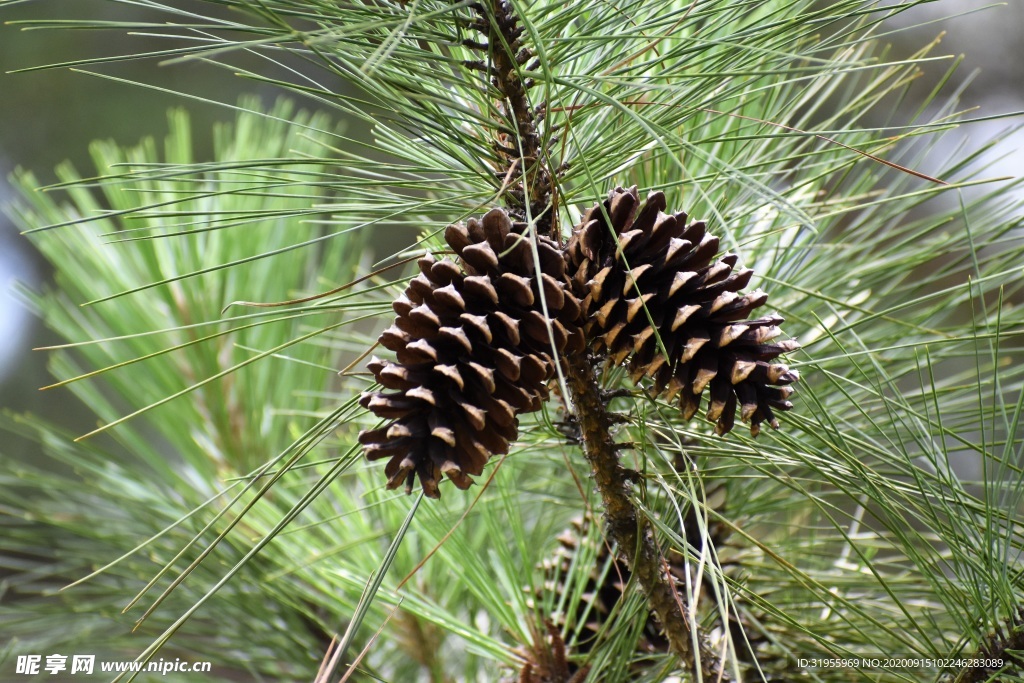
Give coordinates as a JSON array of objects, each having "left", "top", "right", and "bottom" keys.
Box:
[
  {"left": 471, "top": 0, "right": 553, "bottom": 232},
  {"left": 473, "top": 2, "right": 729, "bottom": 677},
  {"left": 564, "top": 353, "right": 729, "bottom": 680}
]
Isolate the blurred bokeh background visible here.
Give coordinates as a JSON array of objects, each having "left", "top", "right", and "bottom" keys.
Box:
[
  {"left": 1, "top": 0, "right": 1021, "bottom": 441},
  {"left": 0, "top": 0, "right": 281, "bottom": 456}
]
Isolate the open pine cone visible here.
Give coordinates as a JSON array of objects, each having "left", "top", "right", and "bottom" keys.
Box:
[
  {"left": 565, "top": 186, "right": 798, "bottom": 436},
  {"left": 359, "top": 208, "right": 585, "bottom": 498}
]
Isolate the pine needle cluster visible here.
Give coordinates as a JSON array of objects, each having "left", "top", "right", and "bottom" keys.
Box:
[{"left": 2, "top": 1, "right": 1023, "bottom": 682}]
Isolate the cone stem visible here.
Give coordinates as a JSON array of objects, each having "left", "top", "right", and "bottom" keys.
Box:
[{"left": 564, "top": 353, "right": 730, "bottom": 680}]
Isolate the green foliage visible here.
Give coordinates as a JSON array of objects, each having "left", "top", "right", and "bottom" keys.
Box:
[{"left": 2, "top": 0, "right": 1023, "bottom": 682}]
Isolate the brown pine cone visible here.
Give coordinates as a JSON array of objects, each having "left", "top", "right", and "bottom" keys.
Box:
[
  {"left": 359, "top": 208, "right": 585, "bottom": 498},
  {"left": 565, "top": 186, "right": 798, "bottom": 436}
]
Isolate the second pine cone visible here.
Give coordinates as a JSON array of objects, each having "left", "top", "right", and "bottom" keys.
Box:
[{"left": 565, "top": 187, "right": 798, "bottom": 436}]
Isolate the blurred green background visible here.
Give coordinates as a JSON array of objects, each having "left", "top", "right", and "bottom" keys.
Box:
[{"left": 0, "top": 1, "right": 304, "bottom": 454}]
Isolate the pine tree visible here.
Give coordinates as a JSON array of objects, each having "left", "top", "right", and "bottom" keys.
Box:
[{"left": 2, "top": 1, "right": 1024, "bottom": 682}]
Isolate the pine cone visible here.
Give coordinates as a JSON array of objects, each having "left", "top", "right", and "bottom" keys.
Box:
[
  {"left": 533, "top": 485, "right": 792, "bottom": 679},
  {"left": 565, "top": 186, "right": 799, "bottom": 436},
  {"left": 537, "top": 486, "right": 735, "bottom": 660},
  {"left": 359, "top": 208, "right": 585, "bottom": 498},
  {"left": 538, "top": 516, "right": 665, "bottom": 657}
]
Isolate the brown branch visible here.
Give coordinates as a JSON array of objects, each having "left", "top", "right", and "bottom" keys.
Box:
[
  {"left": 472, "top": 0, "right": 553, "bottom": 234},
  {"left": 563, "top": 352, "right": 730, "bottom": 681}
]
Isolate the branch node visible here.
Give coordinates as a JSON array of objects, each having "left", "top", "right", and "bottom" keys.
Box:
[{"left": 601, "top": 388, "right": 635, "bottom": 401}]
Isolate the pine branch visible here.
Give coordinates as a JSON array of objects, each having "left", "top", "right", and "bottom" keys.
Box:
[
  {"left": 564, "top": 352, "right": 729, "bottom": 680},
  {"left": 473, "top": 2, "right": 730, "bottom": 676},
  {"left": 471, "top": 0, "right": 552, "bottom": 233}
]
